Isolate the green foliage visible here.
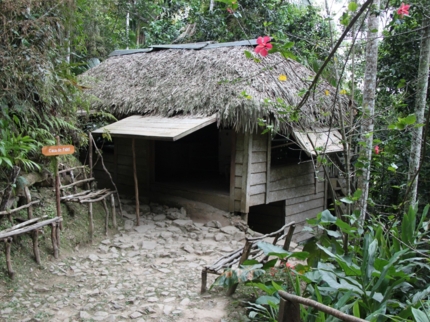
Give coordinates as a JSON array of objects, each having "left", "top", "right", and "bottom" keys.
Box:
[{"left": 301, "top": 207, "right": 430, "bottom": 320}]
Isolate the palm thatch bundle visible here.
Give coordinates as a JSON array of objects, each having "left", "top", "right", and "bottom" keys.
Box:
[{"left": 80, "top": 43, "right": 351, "bottom": 133}]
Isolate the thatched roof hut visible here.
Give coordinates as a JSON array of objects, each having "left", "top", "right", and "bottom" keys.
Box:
[{"left": 80, "top": 40, "right": 350, "bottom": 134}]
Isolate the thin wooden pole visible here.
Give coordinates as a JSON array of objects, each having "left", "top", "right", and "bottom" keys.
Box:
[
  {"left": 201, "top": 268, "right": 208, "bottom": 294},
  {"left": 24, "top": 186, "right": 33, "bottom": 219},
  {"left": 89, "top": 132, "right": 93, "bottom": 178},
  {"left": 278, "top": 291, "right": 367, "bottom": 322},
  {"left": 278, "top": 297, "right": 300, "bottom": 322},
  {"left": 55, "top": 136, "right": 62, "bottom": 229},
  {"left": 88, "top": 203, "right": 94, "bottom": 243},
  {"left": 227, "top": 240, "right": 253, "bottom": 296},
  {"left": 132, "top": 138, "right": 140, "bottom": 226},
  {"left": 103, "top": 198, "right": 109, "bottom": 236},
  {"left": 32, "top": 229, "right": 41, "bottom": 265},
  {"left": 51, "top": 223, "right": 59, "bottom": 259},
  {"left": 111, "top": 194, "right": 117, "bottom": 229},
  {"left": 5, "top": 238, "right": 14, "bottom": 279}
]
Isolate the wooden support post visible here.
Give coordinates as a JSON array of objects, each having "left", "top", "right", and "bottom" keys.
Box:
[
  {"left": 132, "top": 138, "right": 140, "bottom": 226},
  {"left": 201, "top": 268, "right": 208, "bottom": 294},
  {"left": 5, "top": 238, "right": 14, "bottom": 279},
  {"left": 24, "top": 186, "right": 33, "bottom": 219},
  {"left": 111, "top": 194, "right": 117, "bottom": 229},
  {"left": 55, "top": 136, "right": 62, "bottom": 230},
  {"left": 88, "top": 203, "right": 94, "bottom": 243},
  {"left": 103, "top": 198, "right": 109, "bottom": 236},
  {"left": 283, "top": 224, "right": 296, "bottom": 251},
  {"left": 278, "top": 297, "right": 300, "bottom": 322},
  {"left": 32, "top": 229, "right": 41, "bottom": 265},
  {"left": 51, "top": 223, "right": 59, "bottom": 259},
  {"left": 227, "top": 240, "right": 253, "bottom": 296},
  {"left": 89, "top": 132, "right": 93, "bottom": 178}
]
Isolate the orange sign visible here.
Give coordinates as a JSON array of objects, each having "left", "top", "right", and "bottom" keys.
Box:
[{"left": 42, "top": 145, "right": 75, "bottom": 156}]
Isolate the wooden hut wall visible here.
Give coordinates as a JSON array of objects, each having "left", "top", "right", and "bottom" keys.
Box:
[
  {"left": 93, "top": 137, "right": 150, "bottom": 195},
  {"left": 268, "top": 162, "right": 325, "bottom": 240},
  {"left": 233, "top": 133, "right": 270, "bottom": 213}
]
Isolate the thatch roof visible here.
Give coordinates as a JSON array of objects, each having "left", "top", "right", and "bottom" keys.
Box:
[{"left": 80, "top": 41, "right": 350, "bottom": 133}]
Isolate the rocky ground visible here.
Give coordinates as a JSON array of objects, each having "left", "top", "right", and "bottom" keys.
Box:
[{"left": 0, "top": 198, "right": 299, "bottom": 322}]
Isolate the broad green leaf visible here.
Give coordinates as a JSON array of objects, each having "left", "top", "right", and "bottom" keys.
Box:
[
  {"left": 257, "top": 241, "right": 290, "bottom": 258},
  {"left": 404, "top": 114, "right": 416, "bottom": 125},
  {"left": 327, "top": 230, "right": 342, "bottom": 238},
  {"left": 402, "top": 206, "right": 417, "bottom": 245},
  {"left": 321, "top": 209, "right": 337, "bottom": 223},
  {"left": 256, "top": 295, "right": 280, "bottom": 305},
  {"left": 340, "top": 197, "right": 354, "bottom": 204},
  {"left": 242, "top": 259, "right": 260, "bottom": 266},
  {"left": 262, "top": 258, "right": 278, "bottom": 270},
  {"left": 244, "top": 50, "right": 253, "bottom": 59},
  {"left": 361, "top": 234, "right": 378, "bottom": 285},
  {"left": 353, "top": 301, "right": 360, "bottom": 317},
  {"left": 412, "top": 308, "right": 430, "bottom": 322},
  {"left": 353, "top": 189, "right": 362, "bottom": 200},
  {"left": 317, "top": 244, "right": 361, "bottom": 276}
]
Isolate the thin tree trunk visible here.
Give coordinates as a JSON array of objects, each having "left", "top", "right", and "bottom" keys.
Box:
[
  {"left": 357, "top": 0, "right": 380, "bottom": 225},
  {"left": 408, "top": 16, "right": 430, "bottom": 207}
]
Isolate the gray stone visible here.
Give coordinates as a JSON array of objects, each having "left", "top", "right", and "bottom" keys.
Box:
[
  {"left": 182, "top": 245, "right": 194, "bottom": 253},
  {"left": 139, "top": 204, "right": 151, "bottom": 213},
  {"left": 205, "top": 220, "right": 222, "bottom": 228},
  {"left": 88, "top": 254, "right": 99, "bottom": 261},
  {"left": 180, "top": 298, "right": 190, "bottom": 306},
  {"left": 80, "top": 311, "right": 92, "bottom": 319},
  {"left": 166, "top": 226, "right": 182, "bottom": 233},
  {"left": 129, "top": 311, "right": 143, "bottom": 319},
  {"left": 141, "top": 241, "right": 157, "bottom": 250},
  {"left": 214, "top": 233, "right": 225, "bottom": 241},
  {"left": 160, "top": 231, "right": 173, "bottom": 239},
  {"left": 163, "top": 305, "right": 173, "bottom": 315},
  {"left": 1, "top": 308, "right": 13, "bottom": 314},
  {"left": 98, "top": 245, "right": 110, "bottom": 254},
  {"left": 134, "top": 224, "right": 156, "bottom": 234},
  {"left": 173, "top": 219, "right": 193, "bottom": 227},
  {"left": 124, "top": 219, "right": 134, "bottom": 230},
  {"left": 220, "top": 225, "right": 241, "bottom": 235},
  {"left": 153, "top": 214, "right": 166, "bottom": 221},
  {"left": 147, "top": 297, "right": 158, "bottom": 302},
  {"left": 166, "top": 212, "right": 181, "bottom": 220},
  {"left": 150, "top": 204, "right": 165, "bottom": 215},
  {"left": 92, "top": 311, "right": 109, "bottom": 321}
]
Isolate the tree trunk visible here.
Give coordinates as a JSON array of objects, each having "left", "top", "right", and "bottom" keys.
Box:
[
  {"left": 0, "top": 166, "right": 21, "bottom": 212},
  {"left": 357, "top": 0, "right": 380, "bottom": 225},
  {"left": 408, "top": 16, "right": 430, "bottom": 207}
]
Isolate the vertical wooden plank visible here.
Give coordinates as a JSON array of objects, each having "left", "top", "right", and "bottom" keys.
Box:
[
  {"left": 229, "top": 131, "right": 237, "bottom": 212},
  {"left": 132, "top": 138, "right": 140, "bottom": 226},
  {"left": 265, "top": 134, "right": 271, "bottom": 204},
  {"left": 89, "top": 132, "right": 93, "bottom": 178},
  {"left": 240, "top": 133, "right": 252, "bottom": 214},
  {"left": 103, "top": 198, "right": 109, "bottom": 236},
  {"left": 278, "top": 297, "right": 300, "bottom": 322}
]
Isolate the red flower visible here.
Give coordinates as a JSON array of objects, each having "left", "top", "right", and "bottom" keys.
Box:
[
  {"left": 227, "top": 8, "right": 234, "bottom": 14},
  {"left": 255, "top": 36, "right": 272, "bottom": 57},
  {"left": 285, "top": 263, "right": 294, "bottom": 269},
  {"left": 374, "top": 145, "right": 380, "bottom": 154},
  {"left": 397, "top": 3, "right": 410, "bottom": 18}
]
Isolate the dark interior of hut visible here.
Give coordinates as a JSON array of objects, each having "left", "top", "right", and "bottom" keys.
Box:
[{"left": 154, "top": 123, "right": 231, "bottom": 196}]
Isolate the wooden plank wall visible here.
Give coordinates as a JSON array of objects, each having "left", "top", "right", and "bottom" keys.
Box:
[
  {"left": 269, "top": 162, "right": 325, "bottom": 241},
  {"left": 249, "top": 134, "right": 269, "bottom": 208},
  {"left": 93, "top": 138, "right": 150, "bottom": 195},
  {"left": 234, "top": 133, "right": 270, "bottom": 213}
]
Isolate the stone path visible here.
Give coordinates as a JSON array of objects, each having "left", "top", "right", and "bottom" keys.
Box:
[{"left": 0, "top": 200, "right": 259, "bottom": 322}]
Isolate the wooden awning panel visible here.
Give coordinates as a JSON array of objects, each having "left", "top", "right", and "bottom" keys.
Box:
[
  {"left": 92, "top": 115, "right": 217, "bottom": 141},
  {"left": 292, "top": 128, "right": 343, "bottom": 156}
]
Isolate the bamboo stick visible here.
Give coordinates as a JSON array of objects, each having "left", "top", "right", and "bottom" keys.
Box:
[
  {"left": 79, "top": 192, "right": 113, "bottom": 204},
  {"left": 1, "top": 216, "right": 47, "bottom": 234},
  {"left": 24, "top": 186, "right": 33, "bottom": 219},
  {"left": 0, "top": 217, "right": 62, "bottom": 239}
]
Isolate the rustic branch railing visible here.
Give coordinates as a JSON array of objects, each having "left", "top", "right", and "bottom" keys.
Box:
[
  {"left": 201, "top": 222, "right": 296, "bottom": 295},
  {"left": 278, "top": 290, "right": 367, "bottom": 322},
  {"left": 58, "top": 164, "right": 117, "bottom": 242}
]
